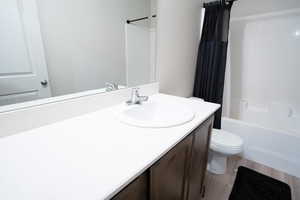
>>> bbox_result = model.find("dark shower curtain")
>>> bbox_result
[193,2,233,129]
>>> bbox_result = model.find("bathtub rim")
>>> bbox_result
[222,117,300,139]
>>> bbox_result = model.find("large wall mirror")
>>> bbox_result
[0,0,157,109]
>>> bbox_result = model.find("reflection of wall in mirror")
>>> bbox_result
[36,0,154,96]
[125,24,157,87]
[126,0,157,87]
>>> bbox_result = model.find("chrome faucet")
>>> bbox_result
[105,82,119,92]
[126,88,149,105]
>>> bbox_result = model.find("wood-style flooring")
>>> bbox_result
[202,156,300,200]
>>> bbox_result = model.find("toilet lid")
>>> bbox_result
[211,129,243,149]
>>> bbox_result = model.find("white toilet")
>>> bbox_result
[189,97,243,175]
[208,129,243,174]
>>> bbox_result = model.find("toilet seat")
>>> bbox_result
[210,129,243,155]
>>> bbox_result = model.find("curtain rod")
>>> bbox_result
[203,0,237,8]
[127,15,157,24]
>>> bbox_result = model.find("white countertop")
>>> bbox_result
[0,94,219,200]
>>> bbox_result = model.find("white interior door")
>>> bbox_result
[0,0,51,106]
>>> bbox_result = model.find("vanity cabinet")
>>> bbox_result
[150,135,193,200]
[112,173,149,200]
[186,117,213,200]
[112,116,214,200]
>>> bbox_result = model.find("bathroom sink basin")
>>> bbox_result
[117,101,195,128]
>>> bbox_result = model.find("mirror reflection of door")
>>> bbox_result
[0,0,51,106]
[0,0,157,109]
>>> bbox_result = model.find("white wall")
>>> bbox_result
[156,0,202,97]
[37,0,204,98]
[36,0,150,96]
[231,0,300,18]
[228,3,300,132]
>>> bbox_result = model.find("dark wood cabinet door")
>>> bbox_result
[186,117,213,200]
[112,172,149,200]
[150,136,193,200]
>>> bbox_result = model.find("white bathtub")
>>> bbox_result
[222,117,300,178]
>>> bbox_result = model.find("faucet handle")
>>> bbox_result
[127,88,140,105]
[127,87,148,105]
[105,82,119,92]
[131,87,140,96]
